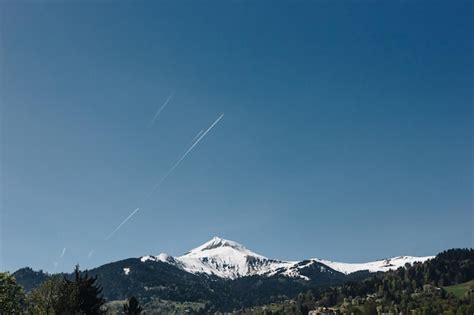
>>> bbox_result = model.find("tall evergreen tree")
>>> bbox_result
[67,265,106,315]
[123,296,143,315]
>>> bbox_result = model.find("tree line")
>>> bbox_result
[0,265,142,315]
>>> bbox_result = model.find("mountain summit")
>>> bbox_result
[140,237,433,280]
[185,236,265,258]
[142,237,294,279]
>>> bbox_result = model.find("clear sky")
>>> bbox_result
[1,0,472,273]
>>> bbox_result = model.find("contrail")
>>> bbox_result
[87,250,95,259]
[151,114,224,192]
[190,129,204,145]
[52,247,66,271]
[149,92,174,127]
[60,247,66,258]
[105,114,224,240]
[106,207,140,240]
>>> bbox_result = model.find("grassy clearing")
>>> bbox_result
[444,280,474,298]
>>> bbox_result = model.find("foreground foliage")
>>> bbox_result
[25,265,106,314]
[0,272,25,314]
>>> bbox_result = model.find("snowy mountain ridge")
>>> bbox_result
[140,237,433,280]
[312,256,435,275]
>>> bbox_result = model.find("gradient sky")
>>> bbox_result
[1,0,472,273]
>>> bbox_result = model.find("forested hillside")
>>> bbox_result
[239,249,474,315]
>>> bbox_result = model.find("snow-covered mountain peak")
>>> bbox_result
[141,237,290,279]
[184,236,266,260]
[172,237,277,278]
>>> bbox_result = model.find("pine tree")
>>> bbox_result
[123,296,143,315]
[67,265,106,315]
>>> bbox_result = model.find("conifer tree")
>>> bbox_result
[123,296,143,315]
[67,265,106,315]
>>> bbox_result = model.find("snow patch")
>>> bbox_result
[140,255,156,262]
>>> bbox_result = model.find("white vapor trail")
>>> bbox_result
[190,129,204,144]
[105,114,224,240]
[88,250,95,259]
[60,247,66,258]
[149,92,174,127]
[106,207,140,240]
[151,114,224,192]
[52,247,66,271]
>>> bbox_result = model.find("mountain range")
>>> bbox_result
[13,237,434,312]
[139,236,433,280]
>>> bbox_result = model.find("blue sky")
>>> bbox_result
[1,0,472,273]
